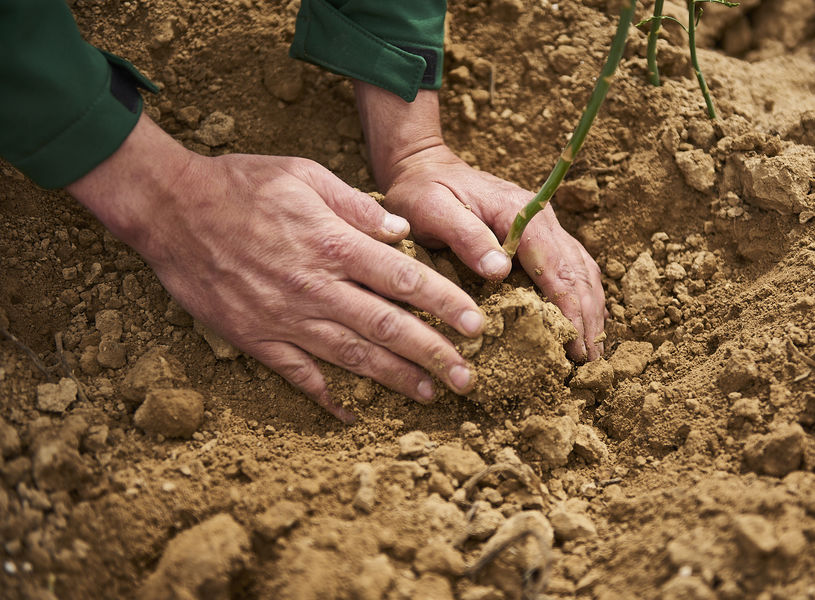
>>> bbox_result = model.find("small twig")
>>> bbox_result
[55,332,89,403]
[598,477,623,487]
[787,338,815,369]
[0,326,55,382]
[461,463,541,500]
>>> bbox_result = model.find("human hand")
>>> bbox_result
[355,84,606,361]
[68,115,485,423]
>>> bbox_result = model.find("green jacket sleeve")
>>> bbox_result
[290,0,447,102]
[0,0,157,189]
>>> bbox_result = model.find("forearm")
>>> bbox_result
[354,82,450,190]
[66,114,196,264]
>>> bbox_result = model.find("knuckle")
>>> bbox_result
[336,337,373,368]
[371,309,402,345]
[284,271,328,297]
[389,260,424,296]
[316,232,356,263]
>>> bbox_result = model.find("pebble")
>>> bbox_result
[432,445,486,481]
[664,262,687,281]
[254,500,306,541]
[733,513,778,554]
[97,339,127,369]
[466,502,506,540]
[95,309,123,340]
[605,258,626,280]
[674,149,715,192]
[570,359,614,392]
[194,320,240,360]
[263,60,304,102]
[717,348,758,393]
[137,514,250,600]
[133,388,204,439]
[460,93,478,123]
[520,415,577,469]
[549,502,598,541]
[36,378,78,413]
[194,111,237,147]
[572,424,608,463]
[428,471,455,499]
[621,252,661,311]
[556,176,600,211]
[742,423,804,477]
[398,431,433,458]
[175,106,201,128]
[608,341,653,380]
[122,347,188,405]
[352,462,377,513]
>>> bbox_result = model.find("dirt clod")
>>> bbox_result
[133,388,204,439]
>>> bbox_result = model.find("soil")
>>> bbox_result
[2,0,815,599]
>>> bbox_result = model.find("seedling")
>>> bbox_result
[638,0,739,119]
[502,0,637,256]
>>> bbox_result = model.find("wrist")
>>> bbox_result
[354,81,445,190]
[65,114,198,264]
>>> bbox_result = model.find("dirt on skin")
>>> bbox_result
[2,0,815,598]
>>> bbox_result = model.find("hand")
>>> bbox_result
[67,115,485,423]
[355,83,606,361]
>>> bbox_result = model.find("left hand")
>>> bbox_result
[355,83,606,361]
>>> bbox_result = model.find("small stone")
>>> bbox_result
[570,359,614,391]
[621,252,661,311]
[352,462,377,513]
[605,258,626,280]
[122,347,188,405]
[254,500,306,541]
[413,540,466,576]
[137,514,250,600]
[448,65,471,83]
[717,349,759,393]
[664,262,687,280]
[608,341,653,380]
[432,445,486,481]
[83,262,102,286]
[194,320,240,360]
[733,514,778,554]
[134,388,204,439]
[520,415,577,469]
[79,345,101,376]
[398,431,433,458]
[62,266,78,281]
[175,106,201,128]
[121,273,143,301]
[95,309,123,340]
[549,502,597,541]
[460,93,478,123]
[493,0,525,20]
[82,424,109,453]
[675,149,715,192]
[97,339,127,369]
[572,424,608,463]
[36,378,78,413]
[743,423,804,477]
[427,471,455,499]
[466,503,506,540]
[194,111,237,147]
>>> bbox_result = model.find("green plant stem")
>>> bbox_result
[687,0,716,119]
[502,0,637,257]
[646,0,665,85]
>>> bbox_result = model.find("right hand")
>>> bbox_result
[68,116,484,423]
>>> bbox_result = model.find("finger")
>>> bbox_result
[319,282,476,395]
[519,243,591,362]
[339,232,486,338]
[252,340,356,424]
[299,318,475,398]
[288,159,410,242]
[385,184,512,280]
[577,245,606,360]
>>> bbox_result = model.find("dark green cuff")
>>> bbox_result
[16,53,158,190]
[290,0,446,102]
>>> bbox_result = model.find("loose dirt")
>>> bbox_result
[2,0,815,598]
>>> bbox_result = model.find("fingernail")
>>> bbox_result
[460,310,484,336]
[417,378,435,402]
[383,213,409,235]
[449,364,472,391]
[479,250,511,278]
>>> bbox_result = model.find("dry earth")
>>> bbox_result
[2,0,815,599]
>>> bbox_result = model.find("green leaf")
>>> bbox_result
[635,14,689,33]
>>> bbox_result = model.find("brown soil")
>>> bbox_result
[2,1,815,599]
